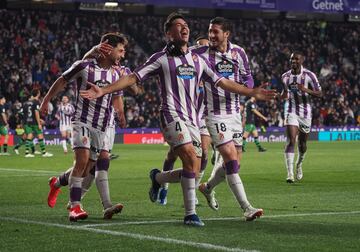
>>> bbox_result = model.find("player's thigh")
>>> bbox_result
[89,128,108,161]
[72,122,91,150]
[206,115,234,148]
[228,114,243,148]
[298,116,311,134]
[161,119,202,157]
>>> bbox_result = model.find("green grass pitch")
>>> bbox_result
[0,141,359,252]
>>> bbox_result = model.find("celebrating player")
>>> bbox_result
[56,95,75,154]
[80,13,276,226]
[41,33,129,222]
[279,51,322,183]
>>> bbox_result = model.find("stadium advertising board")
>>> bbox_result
[111,0,360,13]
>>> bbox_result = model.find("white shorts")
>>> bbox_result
[285,113,311,134]
[72,122,110,160]
[199,118,210,136]
[161,119,202,157]
[60,124,72,133]
[104,126,116,151]
[206,114,243,148]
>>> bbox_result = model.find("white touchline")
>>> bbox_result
[0,168,55,174]
[0,217,259,252]
[81,210,360,228]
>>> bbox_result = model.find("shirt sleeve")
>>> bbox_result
[133,52,164,82]
[306,71,321,91]
[62,60,88,82]
[236,48,254,88]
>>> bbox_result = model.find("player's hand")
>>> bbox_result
[39,100,49,116]
[251,87,277,101]
[80,82,103,100]
[38,124,43,130]
[96,40,113,58]
[297,83,305,92]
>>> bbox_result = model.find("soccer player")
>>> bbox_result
[80,13,276,226]
[279,51,322,183]
[190,17,264,220]
[23,89,53,158]
[56,95,75,154]
[242,97,267,152]
[41,33,129,222]
[0,95,10,155]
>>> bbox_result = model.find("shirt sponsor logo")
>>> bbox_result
[176,64,196,80]
[95,80,111,87]
[215,60,234,78]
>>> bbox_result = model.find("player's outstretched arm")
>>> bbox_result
[217,78,277,101]
[80,73,139,100]
[40,76,67,115]
[253,109,268,122]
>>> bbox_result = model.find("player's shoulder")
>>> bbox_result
[281,70,291,78]
[149,50,167,60]
[302,68,317,76]
[190,45,209,55]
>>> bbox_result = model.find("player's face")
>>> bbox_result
[290,53,303,70]
[196,38,209,46]
[110,43,126,65]
[167,18,189,45]
[208,24,229,49]
[62,96,69,104]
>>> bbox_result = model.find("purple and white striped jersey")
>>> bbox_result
[134,48,224,127]
[58,103,75,127]
[62,59,122,132]
[282,66,321,119]
[190,41,254,117]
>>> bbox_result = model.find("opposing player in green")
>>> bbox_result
[23,89,53,157]
[242,97,267,152]
[0,95,10,155]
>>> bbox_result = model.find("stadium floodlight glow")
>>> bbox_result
[105,2,119,7]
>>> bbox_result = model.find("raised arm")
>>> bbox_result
[217,78,277,101]
[80,73,139,100]
[40,76,67,115]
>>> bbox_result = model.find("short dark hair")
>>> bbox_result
[209,17,233,33]
[195,34,208,42]
[0,94,4,100]
[164,12,186,33]
[31,89,40,97]
[100,33,128,48]
[291,50,304,57]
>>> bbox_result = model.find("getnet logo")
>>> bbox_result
[312,0,344,11]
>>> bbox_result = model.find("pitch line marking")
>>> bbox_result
[81,210,360,228]
[0,168,56,174]
[0,216,259,252]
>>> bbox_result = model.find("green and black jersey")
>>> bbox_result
[23,99,40,125]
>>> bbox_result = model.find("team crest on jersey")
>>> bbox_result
[177,133,184,142]
[192,54,198,62]
[176,64,196,80]
[95,80,111,87]
[82,136,88,145]
[218,132,224,141]
[215,59,234,78]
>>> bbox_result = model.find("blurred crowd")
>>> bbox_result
[0,9,359,129]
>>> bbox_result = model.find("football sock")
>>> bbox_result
[61,137,67,152]
[39,138,46,154]
[254,137,261,149]
[161,158,175,189]
[3,144,7,153]
[181,169,196,216]
[14,138,25,149]
[285,144,295,176]
[95,158,112,209]
[25,139,32,154]
[156,168,182,184]
[206,160,225,191]
[296,151,306,166]
[81,166,95,199]
[242,138,247,149]
[225,160,250,210]
[69,175,83,207]
[57,167,73,187]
